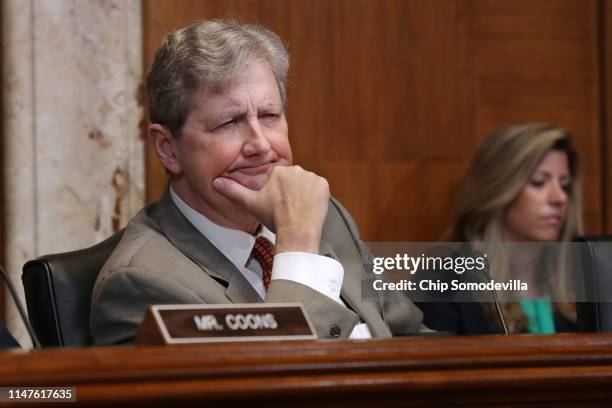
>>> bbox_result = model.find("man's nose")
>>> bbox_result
[242,117,272,156]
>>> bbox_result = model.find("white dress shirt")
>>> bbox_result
[169,187,371,339]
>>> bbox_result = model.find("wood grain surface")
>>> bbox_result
[2,333,612,406]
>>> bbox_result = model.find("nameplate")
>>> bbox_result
[136,303,316,345]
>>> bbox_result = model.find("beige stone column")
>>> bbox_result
[2,0,144,348]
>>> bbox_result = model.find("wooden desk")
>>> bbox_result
[2,334,612,406]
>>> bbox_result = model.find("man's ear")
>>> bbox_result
[149,124,181,174]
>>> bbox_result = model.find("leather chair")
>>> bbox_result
[573,236,612,332]
[21,230,124,347]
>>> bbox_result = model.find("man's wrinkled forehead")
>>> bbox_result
[190,75,283,117]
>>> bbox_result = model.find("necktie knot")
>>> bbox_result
[251,236,275,290]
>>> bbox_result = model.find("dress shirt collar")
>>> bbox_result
[169,186,276,271]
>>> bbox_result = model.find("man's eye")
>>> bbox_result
[261,113,280,119]
[216,119,238,129]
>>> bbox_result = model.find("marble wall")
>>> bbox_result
[2,0,144,347]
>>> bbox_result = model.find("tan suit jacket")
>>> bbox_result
[91,188,423,345]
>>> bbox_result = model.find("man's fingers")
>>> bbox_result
[212,177,258,208]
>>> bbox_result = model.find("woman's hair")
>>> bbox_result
[446,123,582,332]
[147,19,289,136]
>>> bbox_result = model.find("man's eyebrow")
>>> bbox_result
[204,98,283,122]
[260,101,283,109]
[208,106,245,120]
[226,103,248,113]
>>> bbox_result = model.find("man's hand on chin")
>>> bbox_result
[212,165,330,254]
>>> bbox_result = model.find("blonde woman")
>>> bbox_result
[418,123,582,334]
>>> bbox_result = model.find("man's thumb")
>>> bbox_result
[212,177,257,208]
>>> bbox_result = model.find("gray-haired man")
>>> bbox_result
[91,20,423,345]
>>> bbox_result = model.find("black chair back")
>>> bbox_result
[22,230,124,347]
[574,236,612,332]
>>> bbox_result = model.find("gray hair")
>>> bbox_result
[146,20,289,135]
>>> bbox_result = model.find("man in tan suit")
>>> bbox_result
[91,20,423,345]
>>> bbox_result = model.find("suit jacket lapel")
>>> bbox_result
[319,241,391,338]
[152,187,261,303]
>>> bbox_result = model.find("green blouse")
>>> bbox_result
[519,297,555,334]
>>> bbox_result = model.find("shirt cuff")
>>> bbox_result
[349,322,373,339]
[271,252,344,304]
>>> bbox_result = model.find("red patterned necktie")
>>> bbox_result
[251,236,275,291]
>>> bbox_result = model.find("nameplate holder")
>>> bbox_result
[136,303,316,345]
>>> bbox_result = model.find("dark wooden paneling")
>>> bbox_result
[472,0,601,234]
[143,0,603,240]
